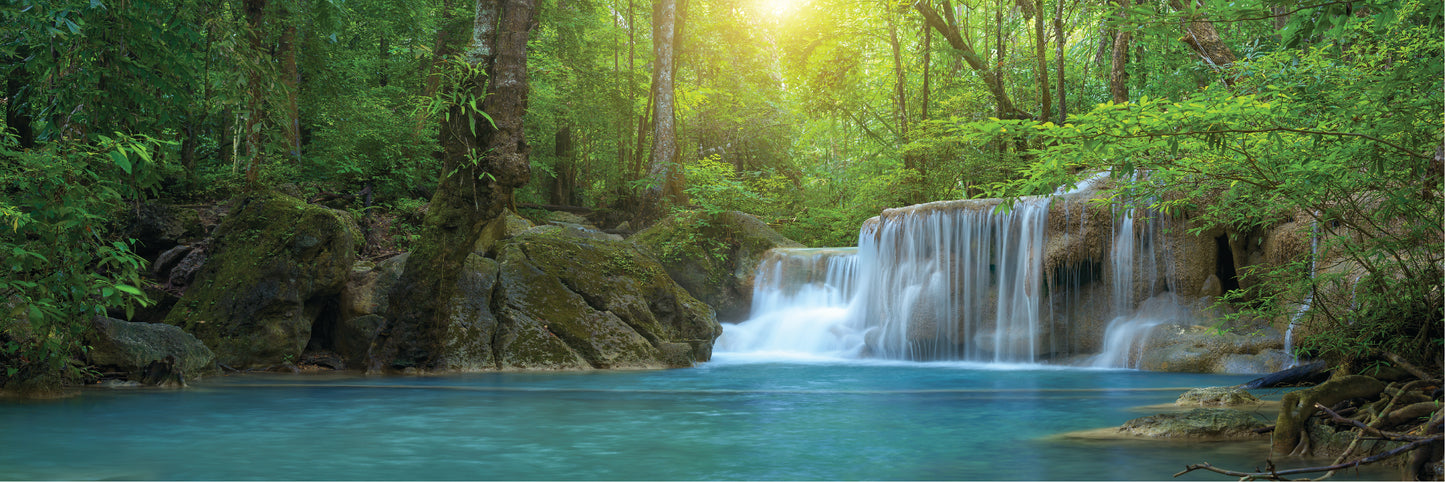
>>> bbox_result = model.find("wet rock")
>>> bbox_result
[86,316,215,384]
[1240,360,1331,389]
[631,211,803,323]
[1137,324,1287,374]
[163,191,361,369]
[1119,408,1268,440]
[1176,386,1261,407]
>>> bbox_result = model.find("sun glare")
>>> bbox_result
[759,0,800,17]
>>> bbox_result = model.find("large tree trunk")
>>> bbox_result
[370,0,536,371]
[635,0,684,226]
[915,0,1030,119]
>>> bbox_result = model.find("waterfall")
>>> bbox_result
[1283,214,1321,367]
[713,249,865,358]
[1087,204,1183,369]
[718,197,1053,363]
[715,172,1201,366]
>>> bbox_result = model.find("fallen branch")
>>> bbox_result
[1174,435,1443,480]
[1381,352,1433,381]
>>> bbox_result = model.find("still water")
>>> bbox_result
[0,356,1383,480]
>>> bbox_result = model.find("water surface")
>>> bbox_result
[0,357,1386,480]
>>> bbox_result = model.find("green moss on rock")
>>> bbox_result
[631,211,802,323]
[163,191,360,369]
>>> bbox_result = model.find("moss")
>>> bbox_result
[631,211,801,323]
[163,191,359,369]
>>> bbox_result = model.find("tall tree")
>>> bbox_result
[636,0,685,224]
[370,0,537,370]
[1108,0,1131,103]
[915,0,1030,119]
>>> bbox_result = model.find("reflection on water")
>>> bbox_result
[0,359,1394,480]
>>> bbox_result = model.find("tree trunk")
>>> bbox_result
[243,0,267,184]
[1109,0,1131,103]
[371,0,536,371]
[277,4,301,161]
[920,20,932,122]
[1053,0,1066,123]
[915,1,1030,119]
[1033,0,1051,123]
[550,125,576,205]
[636,0,683,226]
[1168,0,1237,85]
[887,11,909,145]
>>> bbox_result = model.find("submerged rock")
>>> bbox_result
[632,211,803,323]
[86,316,215,384]
[164,191,362,369]
[1118,408,1268,440]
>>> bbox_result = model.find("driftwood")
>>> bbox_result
[1241,360,1330,389]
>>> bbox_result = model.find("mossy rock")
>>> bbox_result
[163,191,361,369]
[1176,386,1261,407]
[1119,408,1268,440]
[473,209,536,256]
[494,231,722,368]
[631,211,803,323]
[85,316,216,381]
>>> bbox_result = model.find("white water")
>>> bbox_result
[1283,214,1321,367]
[719,173,1192,367]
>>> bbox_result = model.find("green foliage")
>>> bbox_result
[976,0,1443,367]
[0,133,153,389]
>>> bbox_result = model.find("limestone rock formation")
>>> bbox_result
[333,230,721,371]
[164,191,362,369]
[1176,386,1261,407]
[631,211,803,323]
[1119,408,1268,440]
[86,316,215,384]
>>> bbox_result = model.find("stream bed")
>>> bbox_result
[0,355,1391,480]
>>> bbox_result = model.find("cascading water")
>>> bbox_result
[1283,214,1321,367]
[714,249,864,358]
[718,194,1057,363]
[718,172,1192,367]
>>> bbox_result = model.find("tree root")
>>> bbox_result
[1173,435,1442,481]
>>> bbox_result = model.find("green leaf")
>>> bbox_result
[114,284,143,296]
[110,150,132,174]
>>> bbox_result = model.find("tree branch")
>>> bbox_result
[1173,435,1443,479]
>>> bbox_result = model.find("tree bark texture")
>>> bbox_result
[1109,0,1131,103]
[1032,0,1051,122]
[371,0,536,371]
[915,1,1030,119]
[1053,0,1066,123]
[1168,0,1237,84]
[636,0,684,226]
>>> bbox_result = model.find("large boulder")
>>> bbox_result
[1136,323,1289,374]
[333,230,721,371]
[164,191,361,369]
[85,316,215,384]
[494,232,721,369]
[631,211,803,323]
[1118,408,1268,440]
